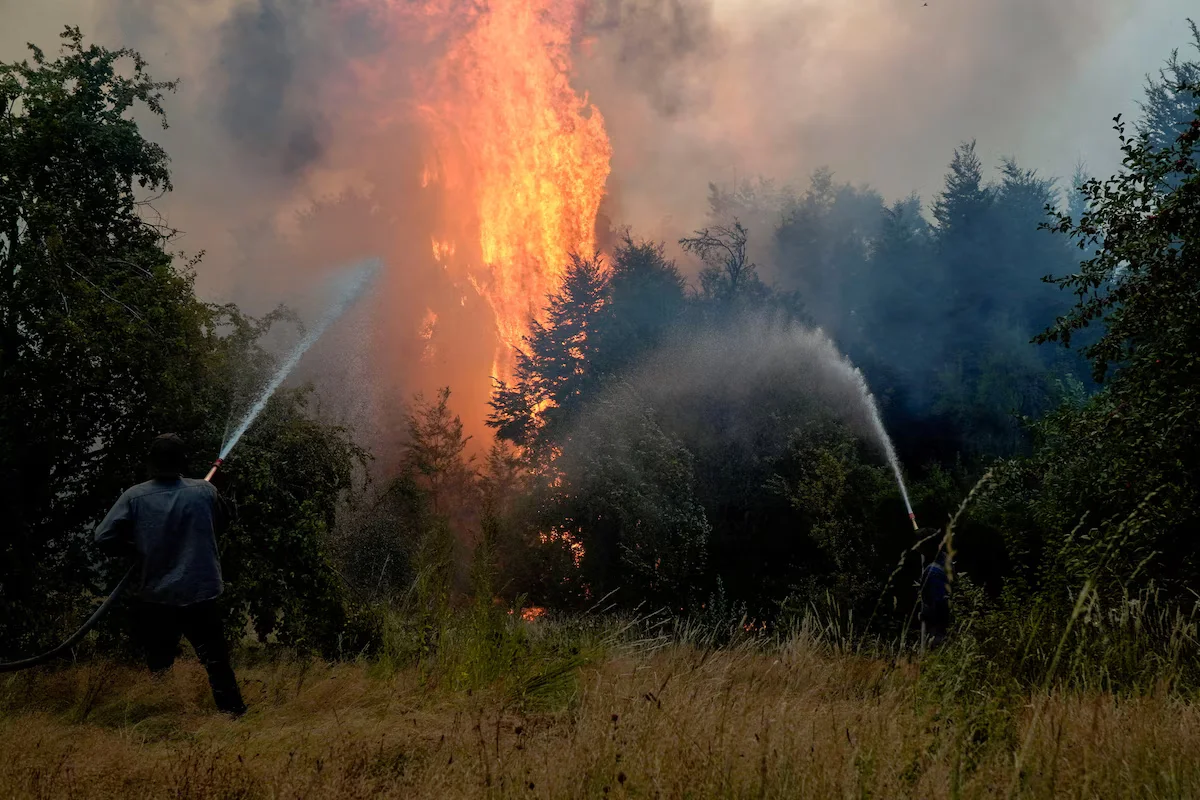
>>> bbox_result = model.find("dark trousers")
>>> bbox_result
[134,600,246,715]
[920,603,950,647]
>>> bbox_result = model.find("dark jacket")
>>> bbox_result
[95,477,226,606]
[921,560,950,627]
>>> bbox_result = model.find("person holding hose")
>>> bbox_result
[920,549,952,649]
[94,434,247,717]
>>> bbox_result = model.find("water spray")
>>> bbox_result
[217,259,379,461]
[840,351,919,532]
[0,259,381,673]
[863,395,919,531]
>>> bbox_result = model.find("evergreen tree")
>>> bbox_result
[591,234,687,378]
[489,253,609,457]
[934,141,995,322]
[1138,20,1200,184]
[403,387,475,516]
[991,157,1068,334]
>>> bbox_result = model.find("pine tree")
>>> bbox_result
[932,141,996,359]
[404,387,475,516]
[591,235,687,378]
[991,157,1067,332]
[933,141,993,237]
[488,252,609,458]
[1138,20,1200,184]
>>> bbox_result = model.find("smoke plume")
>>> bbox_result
[0,0,1152,454]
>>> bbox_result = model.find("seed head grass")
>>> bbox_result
[3,618,1199,799]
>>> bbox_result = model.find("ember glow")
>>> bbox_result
[520,606,547,622]
[381,0,612,371]
[540,527,585,568]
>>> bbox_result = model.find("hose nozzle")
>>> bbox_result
[204,458,223,483]
[909,512,919,531]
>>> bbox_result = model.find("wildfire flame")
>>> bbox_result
[431,238,456,263]
[393,0,612,368]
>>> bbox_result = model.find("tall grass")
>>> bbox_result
[4,616,1200,798]
[4,482,1199,797]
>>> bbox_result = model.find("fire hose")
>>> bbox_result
[0,459,224,674]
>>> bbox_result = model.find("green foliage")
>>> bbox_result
[767,422,900,617]
[0,29,199,651]
[550,387,710,609]
[1017,57,1200,597]
[0,30,372,659]
[591,235,687,377]
[215,387,367,655]
[333,473,427,603]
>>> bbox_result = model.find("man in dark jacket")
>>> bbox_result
[95,434,246,716]
[920,550,951,649]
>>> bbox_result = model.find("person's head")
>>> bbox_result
[148,433,188,478]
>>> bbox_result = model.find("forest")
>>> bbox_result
[1,17,1200,798]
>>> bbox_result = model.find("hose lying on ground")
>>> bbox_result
[0,567,134,674]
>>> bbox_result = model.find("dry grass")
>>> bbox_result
[2,632,1199,799]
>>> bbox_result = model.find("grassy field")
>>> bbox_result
[2,622,1199,800]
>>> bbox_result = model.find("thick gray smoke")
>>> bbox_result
[214,0,329,176]
[0,0,1185,451]
[577,0,1150,235]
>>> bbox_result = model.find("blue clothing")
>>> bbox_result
[922,562,949,606]
[94,478,225,606]
[921,560,951,637]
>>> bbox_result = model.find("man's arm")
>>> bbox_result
[95,491,135,559]
[208,482,235,537]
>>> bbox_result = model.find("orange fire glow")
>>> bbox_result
[521,606,547,622]
[418,307,438,363]
[539,526,585,568]
[395,0,612,368]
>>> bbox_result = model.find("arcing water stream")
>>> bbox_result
[608,318,919,531]
[849,368,918,529]
[1,259,382,673]
[808,328,917,529]
[219,258,381,460]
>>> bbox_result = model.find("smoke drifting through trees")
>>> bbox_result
[0,0,1146,462]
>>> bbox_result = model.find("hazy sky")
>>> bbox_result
[1014,0,1193,184]
[2,0,1194,229]
[697,0,1192,193]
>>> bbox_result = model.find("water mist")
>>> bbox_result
[214,258,381,469]
[606,317,919,530]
